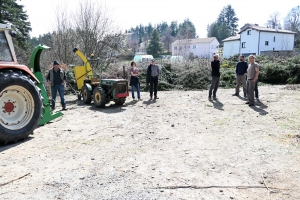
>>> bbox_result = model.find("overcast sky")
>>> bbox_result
[20,0,298,38]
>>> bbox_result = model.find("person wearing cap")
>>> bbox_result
[246,55,259,106]
[208,54,220,100]
[47,61,67,110]
[146,59,160,100]
[233,55,248,97]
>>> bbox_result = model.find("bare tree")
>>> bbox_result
[284,6,300,48]
[161,27,174,52]
[266,11,282,29]
[51,1,78,66]
[284,6,300,31]
[73,0,125,70]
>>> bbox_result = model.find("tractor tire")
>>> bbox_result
[0,70,43,144]
[81,85,92,104]
[93,87,106,107]
[114,98,126,105]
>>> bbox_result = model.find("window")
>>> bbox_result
[179,46,182,50]
[242,42,246,48]
[174,46,177,50]
[0,31,13,61]
[265,41,269,46]
[247,30,251,35]
[193,45,197,49]
[273,36,276,42]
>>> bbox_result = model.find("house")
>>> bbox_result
[171,37,219,58]
[222,35,240,58]
[222,23,296,58]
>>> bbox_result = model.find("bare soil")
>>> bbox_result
[1,85,300,199]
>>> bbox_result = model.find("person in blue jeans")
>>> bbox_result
[47,60,67,110]
[130,61,141,101]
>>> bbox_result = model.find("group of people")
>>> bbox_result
[129,59,160,101]
[209,54,260,106]
[48,54,260,109]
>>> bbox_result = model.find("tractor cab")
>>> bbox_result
[0,24,17,64]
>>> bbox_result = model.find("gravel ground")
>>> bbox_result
[1,85,300,200]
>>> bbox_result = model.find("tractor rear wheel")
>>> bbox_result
[114,98,126,105]
[81,85,92,104]
[93,87,106,107]
[0,70,43,144]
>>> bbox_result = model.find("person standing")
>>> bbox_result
[146,59,160,100]
[47,60,67,110]
[246,55,259,106]
[130,61,141,101]
[208,54,220,100]
[233,55,248,97]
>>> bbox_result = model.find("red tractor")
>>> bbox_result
[0,24,43,144]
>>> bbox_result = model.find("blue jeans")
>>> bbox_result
[51,84,66,109]
[131,84,140,99]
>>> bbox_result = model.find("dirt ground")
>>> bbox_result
[1,85,300,200]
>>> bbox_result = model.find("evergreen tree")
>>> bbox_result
[146,29,163,58]
[217,5,238,36]
[177,18,196,39]
[170,20,178,37]
[0,0,32,48]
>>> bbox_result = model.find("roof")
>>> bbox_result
[239,23,296,34]
[222,35,240,42]
[171,37,218,45]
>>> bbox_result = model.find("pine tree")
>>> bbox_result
[146,29,163,58]
[217,5,238,36]
[177,18,196,39]
[0,0,32,48]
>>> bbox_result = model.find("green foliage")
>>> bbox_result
[207,4,238,43]
[177,18,196,39]
[260,63,289,84]
[0,0,32,49]
[217,5,239,36]
[220,68,236,88]
[146,29,163,58]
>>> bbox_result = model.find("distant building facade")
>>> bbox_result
[222,23,296,58]
[171,37,219,58]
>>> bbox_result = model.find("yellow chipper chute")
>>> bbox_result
[72,48,94,91]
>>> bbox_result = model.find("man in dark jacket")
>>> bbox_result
[233,55,248,97]
[47,61,67,110]
[146,59,160,100]
[208,54,220,100]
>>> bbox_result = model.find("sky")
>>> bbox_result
[20,0,298,38]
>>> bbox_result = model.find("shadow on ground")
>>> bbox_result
[0,137,34,153]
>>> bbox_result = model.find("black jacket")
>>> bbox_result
[211,60,220,77]
[236,61,248,75]
[146,64,151,85]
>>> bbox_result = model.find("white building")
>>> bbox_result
[171,37,219,58]
[222,35,240,58]
[222,24,296,58]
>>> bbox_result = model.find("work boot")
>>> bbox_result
[62,107,68,111]
[150,95,153,100]
[232,93,239,96]
[154,95,159,99]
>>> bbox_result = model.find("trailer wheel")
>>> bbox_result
[93,87,106,107]
[0,70,42,144]
[114,98,126,105]
[81,85,92,104]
